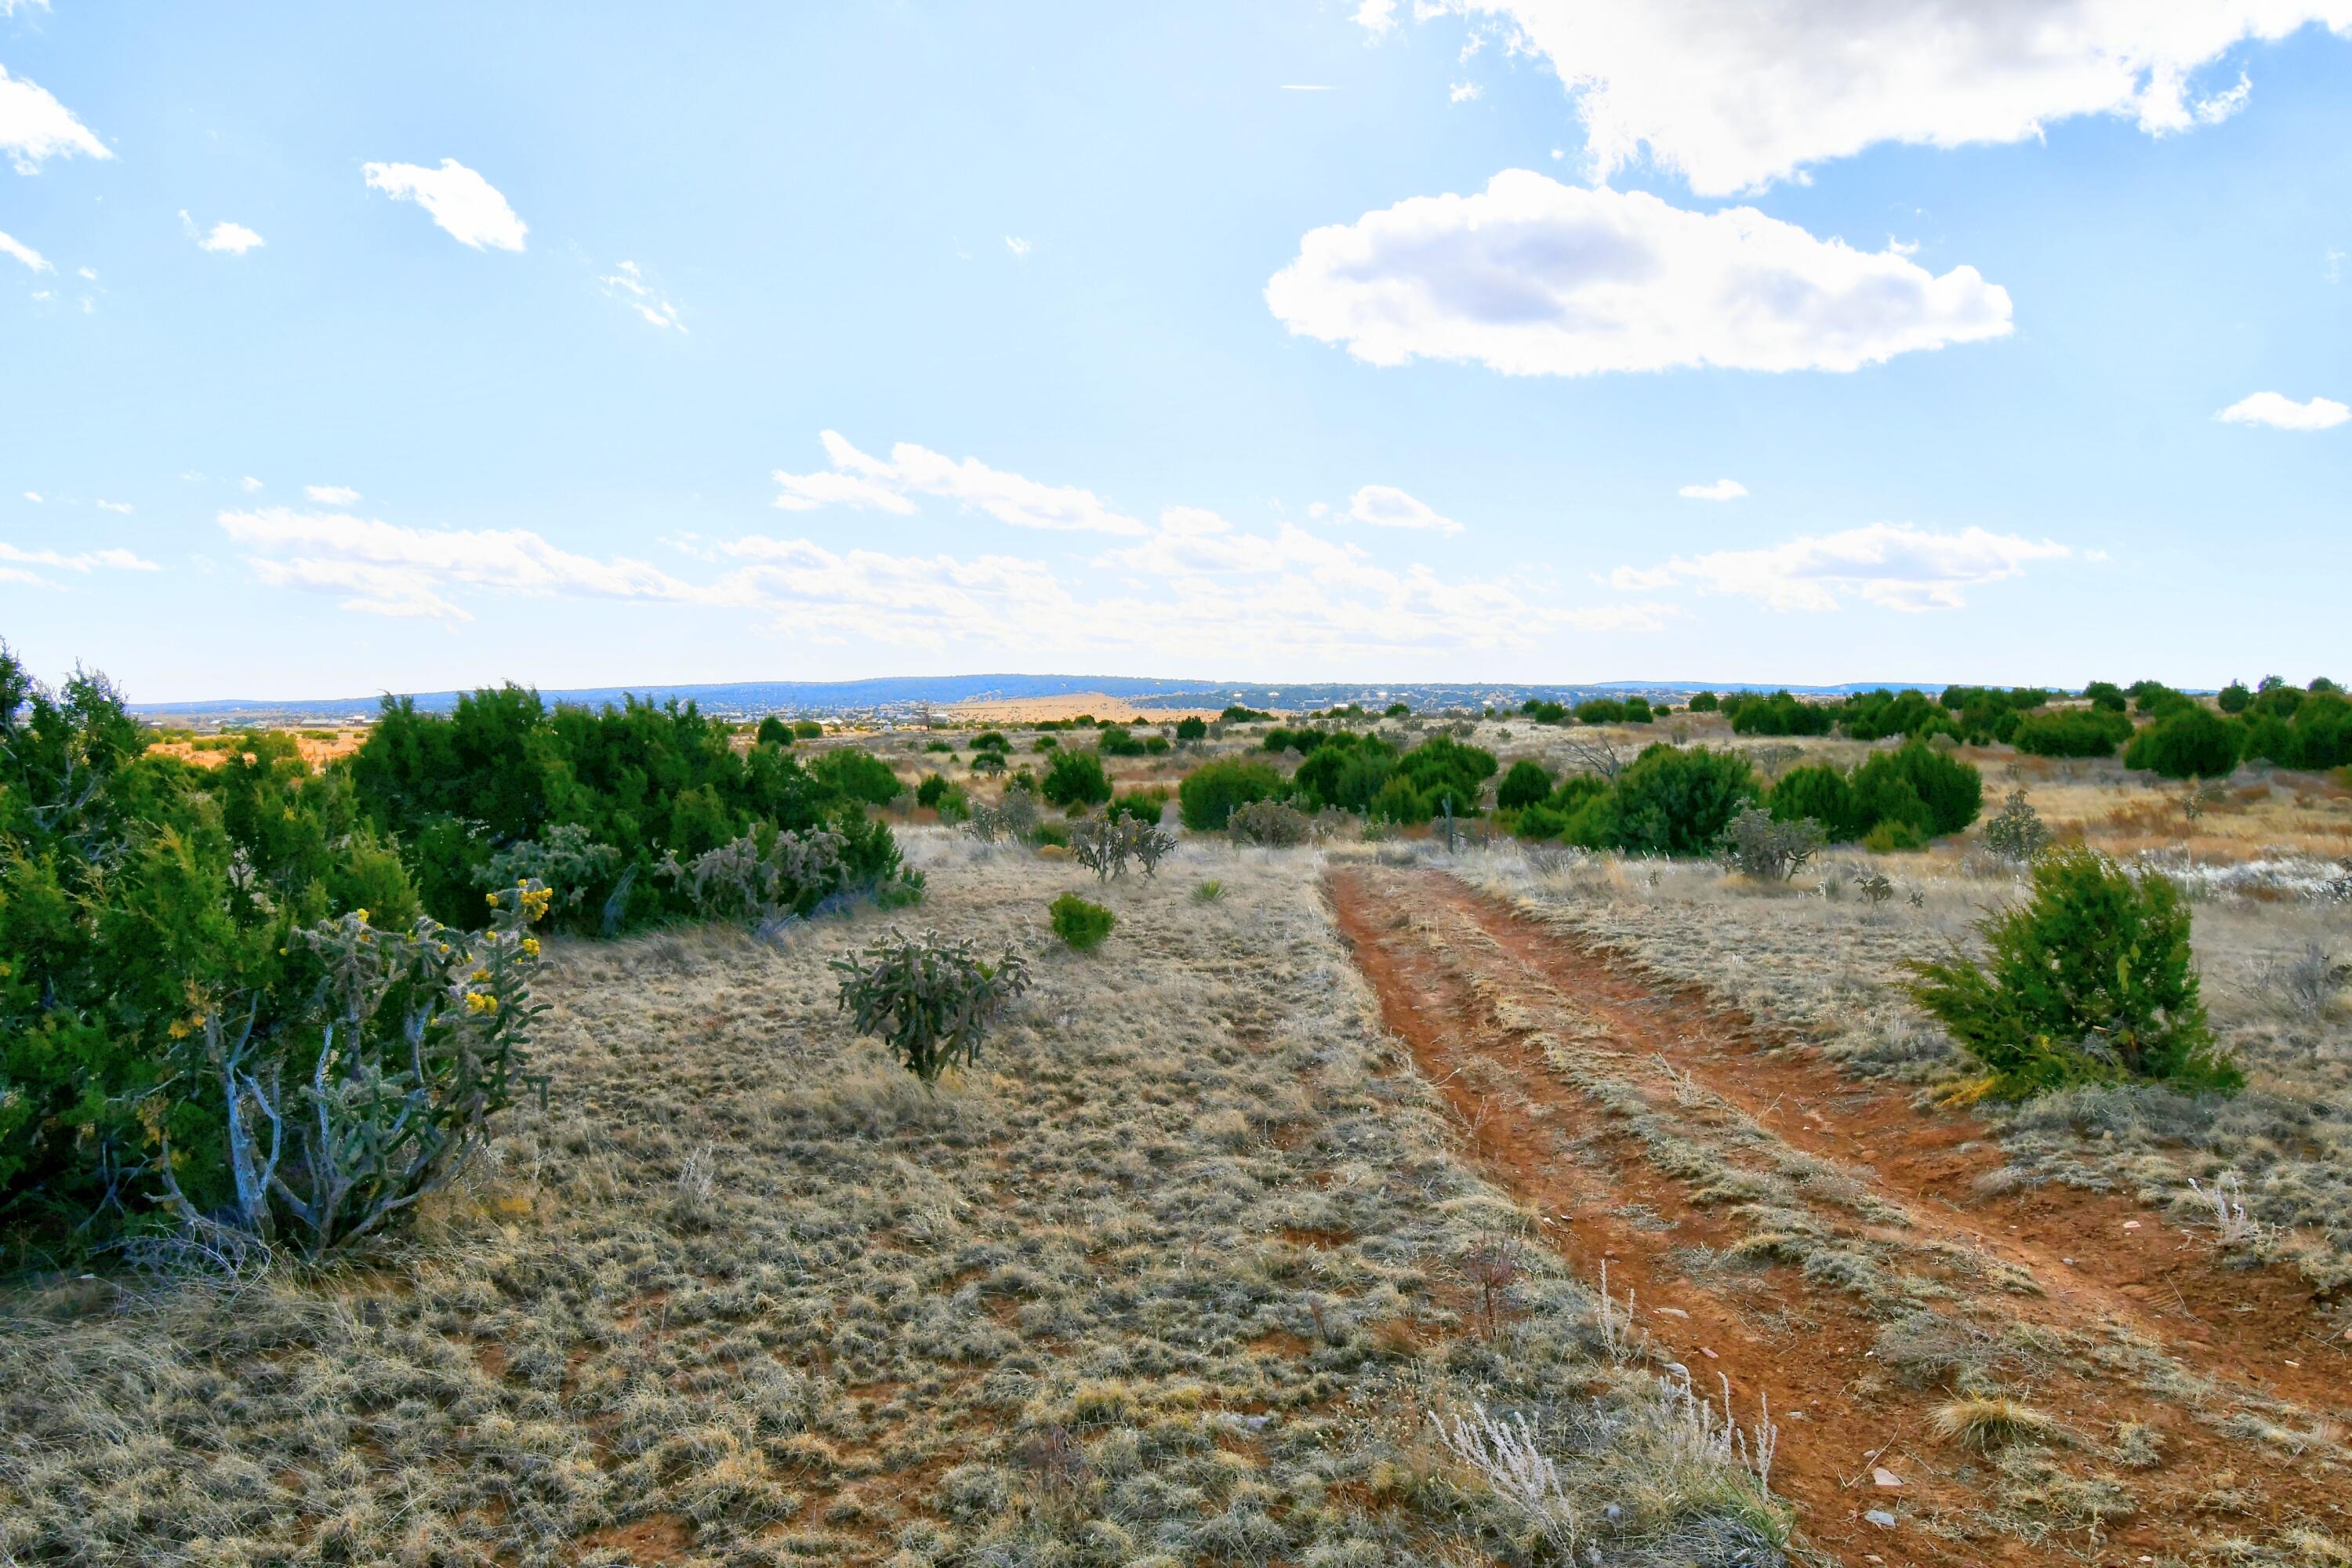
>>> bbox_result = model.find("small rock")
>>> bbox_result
[1864,1508,1897,1528]
[1871,1467,1903,1489]
[1654,1306,1690,1318]
[2123,1220,2141,1229]
[1700,1346,1718,1359]
[1241,1414,1270,1430]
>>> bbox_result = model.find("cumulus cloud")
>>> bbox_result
[1266,171,2012,376]
[1679,478,1747,500]
[361,159,528,251]
[601,260,683,330]
[2215,390,2350,430]
[304,484,360,504]
[1425,2,2352,194]
[96,499,132,514]
[182,212,265,254]
[240,476,263,493]
[771,431,1149,535]
[1352,0,1400,37]
[1613,522,2071,611]
[0,228,49,271]
[1004,235,1032,258]
[0,63,109,173]
[1345,484,1464,533]
[220,506,696,621]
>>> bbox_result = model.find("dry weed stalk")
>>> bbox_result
[2188,1171,2264,1247]
[1428,1404,1578,1552]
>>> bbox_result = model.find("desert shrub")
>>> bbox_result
[1980,789,2053,864]
[1041,748,1113,808]
[1519,698,1569,725]
[2238,690,2352,771]
[755,715,794,746]
[1178,757,1284,830]
[1716,806,1825,881]
[1497,758,1555,811]
[655,826,854,923]
[1851,741,1983,838]
[1229,800,1312,846]
[475,822,625,929]
[972,730,1008,752]
[2013,709,2133,758]
[916,772,951,808]
[1573,698,1626,724]
[833,930,1030,1082]
[1907,847,2239,1096]
[1174,715,1207,742]
[1622,695,1653,724]
[1382,702,1410,717]
[1765,764,1865,841]
[0,650,534,1259]
[1392,734,1496,816]
[353,687,895,932]
[2123,707,2240,779]
[1729,691,1836,737]
[2082,681,2126,712]
[2131,681,2194,716]
[1369,775,1434,825]
[1048,893,1116,951]
[812,746,906,806]
[1033,734,1058,751]
[1839,688,1961,743]
[1222,705,1273,723]
[1290,735,1396,813]
[1863,819,1928,853]
[2217,681,2252,714]
[971,748,1007,778]
[1687,691,1720,712]
[793,719,824,739]
[1584,745,1759,855]
[1097,726,1147,757]
[1107,787,1169,825]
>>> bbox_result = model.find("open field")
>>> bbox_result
[14,706,2352,1566]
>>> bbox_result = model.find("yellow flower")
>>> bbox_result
[465,992,499,1015]
[354,909,369,924]
[521,937,541,956]
[486,892,501,908]
[470,967,489,982]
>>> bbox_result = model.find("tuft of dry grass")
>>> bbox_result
[1931,1396,2063,1453]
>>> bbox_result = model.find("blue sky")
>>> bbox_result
[2,2,2347,701]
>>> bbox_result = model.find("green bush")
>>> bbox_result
[1290,734,1394,813]
[1392,734,1496,815]
[1368,774,1433,826]
[2237,691,2352,771]
[2123,707,2240,779]
[1107,787,1169,826]
[1034,734,1059,751]
[1716,806,1824,881]
[972,731,1009,753]
[1851,741,1983,838]
[1765,764,1865,841]
[793,719,825,739]
[1573,698,1626,724]
[756,715,794,746]
[1041,748,1113,808]
[2013,710,2133,758]
[1728,691,1836,736]
[1178,758,1283,830]
[1907,848,2238,1097]
[1048,893,1116,951]
[2217,681,2252,714]
[833,930,1030,1082]
[1980,789,2053,864]
[1622,695,1653,724]
[2082,681,2126,713]
[1098,726,1147,757]
[1686,691,1719,712]
[1382,702,1410,718]
[812,747,905,806]
[1223,705,1273,723]
[916,772,951,809]
[1174,715,1207,742]
[1519,698,1569,725]
[1496,758,1555,811]
[1586,745,1759,855]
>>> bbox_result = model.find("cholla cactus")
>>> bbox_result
[833,929,1031,1081]
[1715,807,1823,881]
[159,880,552,1258]
[655,827,845,922]
[1982,789,2052,864]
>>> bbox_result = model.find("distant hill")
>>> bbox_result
[132,673,1968,728]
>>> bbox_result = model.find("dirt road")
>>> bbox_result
[1328,864,2351,1567]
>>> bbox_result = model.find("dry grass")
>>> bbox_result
[0,831,1781,1566]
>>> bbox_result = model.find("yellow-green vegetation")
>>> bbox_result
[0,840,1784,1565]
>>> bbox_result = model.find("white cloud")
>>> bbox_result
[1004,235,1032,258]
[304,484,361,504]
[1449,82,1482,103]
[0,541,160,586]
[770,431,1149,535]
[220,506,698,621]
[361,159,528,251]
[1266,171,2013,376]
[1352,0,1400,37]
[1613,522,2071,612]
[183,212,266,255]
[0,228,49,271]
[600,260,684,330]
[1679,477,1748,500]
[1346,484,1464,534]
[1428,2,2352,194]
[21,491,41,502]
[240,476,263,493]
[96,499,132,514]
[0,63,110,173]
[2215,390,2349,430]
